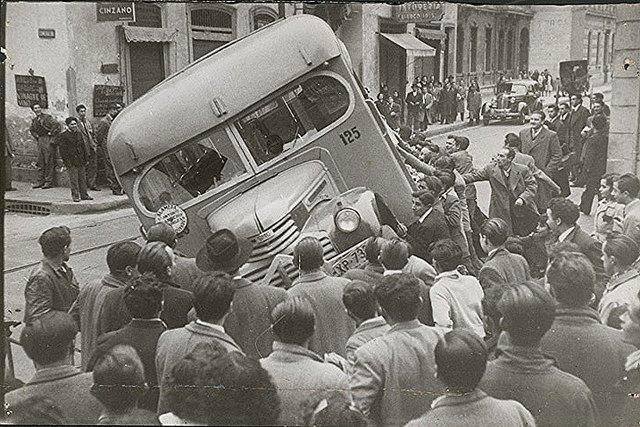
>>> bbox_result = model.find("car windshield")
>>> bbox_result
[235,75,349,166]
[509,84,528,96]
[137,127,248,212]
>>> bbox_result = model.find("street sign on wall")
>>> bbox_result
[96,2,136,22]
[393,2,444,23]
[15,75,48,108]
[93,85,125,117]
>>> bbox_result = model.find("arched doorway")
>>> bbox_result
[519,28,529,72]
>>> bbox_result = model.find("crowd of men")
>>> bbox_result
[5,86,640,425]
[26,102,125,201]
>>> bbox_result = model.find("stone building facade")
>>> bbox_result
[5,2,292,166]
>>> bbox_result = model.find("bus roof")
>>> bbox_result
[107,14,342,175]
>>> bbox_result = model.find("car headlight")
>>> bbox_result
[334,208,360,233]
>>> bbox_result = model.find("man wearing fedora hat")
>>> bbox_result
[288,237,355,358]
[195,228,286,359]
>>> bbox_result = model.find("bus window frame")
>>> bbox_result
[228,70,355,173]
[132,125,255,218]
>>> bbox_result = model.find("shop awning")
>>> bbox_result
[122,26,178,43]
[380,33,436,57]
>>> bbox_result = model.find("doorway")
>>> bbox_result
[129,42,166,100]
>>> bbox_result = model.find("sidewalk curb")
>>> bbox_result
[5,195,131,215]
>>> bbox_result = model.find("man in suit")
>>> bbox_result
[259,298,349,426]
[613,173,640,246]
[406,189,451,263]
[94,104,124,195]
[69,241,141,371]
[463,147,538,236]
[5,312,103,424]
[288,237,355,357]
[88,274,167,412]
[478,218,531,290]
[76,104,98,190]
[518,110,562,182]
[29,103,61,189]
[566,94,591,184]
[155,273,242,415]
[405,85,422,131]
[350,273,443,426]
[546,197,604,280]
[195,228,286,359]
[56,117,93,202]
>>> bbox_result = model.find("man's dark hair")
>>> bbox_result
[146,222,177,248]
[547,251,595,307]
[412,189,436,208]
[375,273,422,322]
[343,280,377,321]
[548,197,580,226]
[602,172,620,190]
[531,110,546,121]
[430,238,463,272]
[75,104,86,112]
[433,155,455,171]
[192,272,235,322]
[455,136,470,151]
[270,297,315,345]
[421,175,443,195]
[137,241,172,282]
[504,133,522,150]
[293,237,325,272]
[497,281,556,346]
[604,232,640,269]
[106,241,141,274]
[91,345,146,412]
[364,236,384,264]
[434,169,455,191]
[592,114,607,130]
[559,102,570,109]
[124,272,164,319]
[617,173,640,199]
[30,103,42,111]
[379,238,410,270]
[20,311,77,365]
[167,342,280,425]
[398,126,412,141]
[480,218,510,247]
[435,329,488,393]
[594,92,604,100]
[38,226,71,258]
[548,104,559,113]
[65,117,78,126]
[302,391,367,427]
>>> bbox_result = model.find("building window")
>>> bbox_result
[485,27,492,71]
[251,7,278,31]
[131,3,162,28]
[596,32,601,65]
[498,30,505,70]
[506,29,514,69]
[189,5,236,61]
[470,26,478,72]
[456,26,464,74]
[586,31,592,65]
[519,28,529,72]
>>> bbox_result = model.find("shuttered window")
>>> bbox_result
[189,6,236,61]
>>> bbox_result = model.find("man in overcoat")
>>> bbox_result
[518,110,562,179]
[463,147,538,236]
[566,94,591,183]
[29,103,61,189]
[56,117,92,202]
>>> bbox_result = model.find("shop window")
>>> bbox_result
[485,27,492,71]
[456,27,464,74]
[235,75,349,166]
[189,6,236,61]
[252,7,277,31]
[131,3,162,28]
[470,26,478,72]
[138,127,249,212]
[586,31,592,65]
[596,32,601,65]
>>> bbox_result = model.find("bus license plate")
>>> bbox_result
[331,241,368,277]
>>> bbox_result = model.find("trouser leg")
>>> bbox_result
[77,165,88,197]
[68,166,80,200]
[36,139,47,185]
[43,141,56,186]
[85,149,97,188]
[104,156,121,193]
[580,176,599,214]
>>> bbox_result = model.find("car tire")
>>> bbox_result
[482,116,490,126]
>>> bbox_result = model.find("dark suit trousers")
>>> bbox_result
[97,141,121,192]
[85,148,97,188]
[67,165,88,200]
[580,174,600,214]
[36,137,56,185]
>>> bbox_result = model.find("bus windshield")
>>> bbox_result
[235,74,349,166]
[137,127,248,212]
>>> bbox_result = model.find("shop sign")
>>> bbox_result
[393,2,445,23]
[15,75,48,108]
[93,85,125,117]
[96,2,136,22]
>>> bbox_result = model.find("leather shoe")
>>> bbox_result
[73,198,81,203]
[89,186,99,191]
[81,195,94,201]
[32,183,43,189]
[42,184,54,189]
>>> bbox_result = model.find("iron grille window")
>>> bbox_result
[131,3,162,28]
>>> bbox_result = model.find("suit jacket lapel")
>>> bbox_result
[507,166,520,193]
[491,165,509,190]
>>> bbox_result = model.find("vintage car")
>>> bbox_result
[481,79,544,125]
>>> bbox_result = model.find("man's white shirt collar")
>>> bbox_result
[196,319,225,333]
[558,226,576,243]
[419,207,434,223]
[383,269,404,276]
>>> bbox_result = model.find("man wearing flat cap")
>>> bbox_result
[195,228,286,359]
[5,311,102,424]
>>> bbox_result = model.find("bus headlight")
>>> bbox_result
[334,208,360,233]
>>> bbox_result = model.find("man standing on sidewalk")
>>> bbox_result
[56,118,93,203]
[29,103,61,189]
[567,94,591,185]
[76,104,98,191]
[95,103,124,195]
